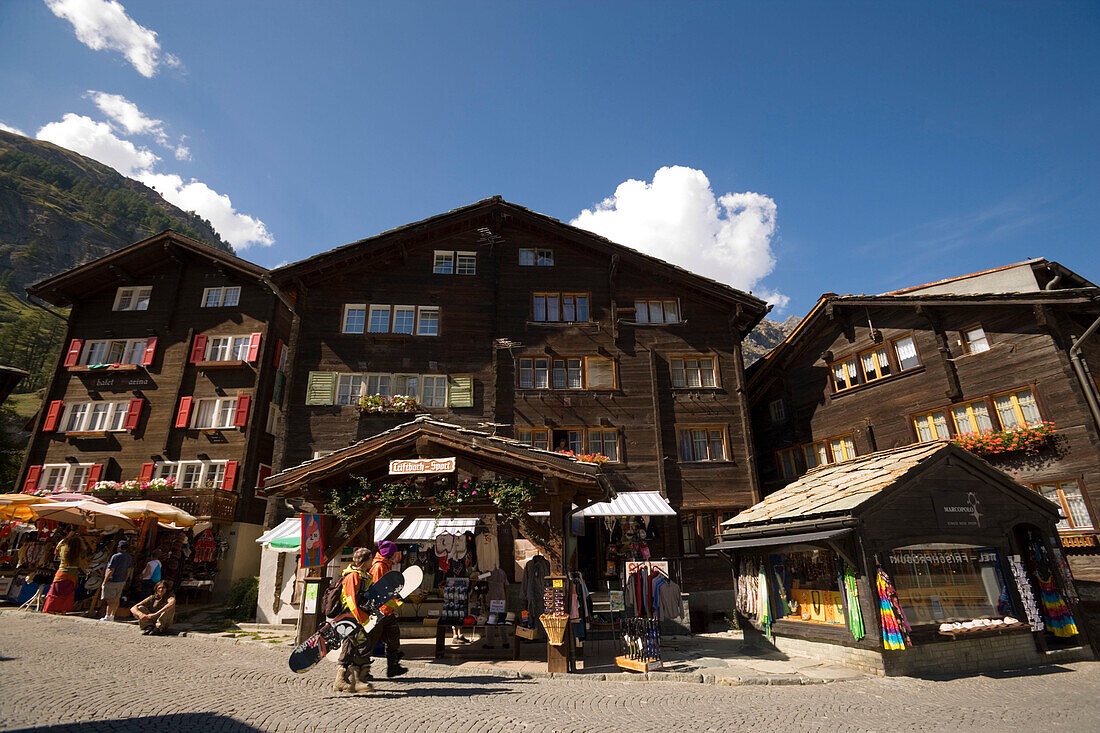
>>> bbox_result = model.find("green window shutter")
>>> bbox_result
[305,371,337,405]
[272,371,286,407]
[447,375,473,408]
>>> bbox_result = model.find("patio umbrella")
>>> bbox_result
[0,494,57,522]
[27,500,136,531]
[46,493,107,504]
[108,500,197,529]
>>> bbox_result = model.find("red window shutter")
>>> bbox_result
[123,398,144,430]
[174,396,193,428]
[189,334,208,363]
[246,332,262,363]
[141,337,158,367]
[85,464,103,489]
[139,463,155,481]
[22,465,42,493]
[272,338,284,369]
[222,461,239,491]
[257,465,271,489]
[63,339,84,367]
[233,394,251,428]
[42,400,64,432]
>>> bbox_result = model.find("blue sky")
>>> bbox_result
[1,2,1097,316]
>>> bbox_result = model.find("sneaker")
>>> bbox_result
[141,627,154,635]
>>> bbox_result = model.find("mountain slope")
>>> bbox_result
[744,315,802,365]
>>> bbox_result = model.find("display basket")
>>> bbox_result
[514,625,539,640]
[539,614,569,646]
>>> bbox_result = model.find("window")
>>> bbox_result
[393,374,419,398]
[393,306,416,334]
[159,460,229,490]
[769,548,846,625]
[679,427,726,462]
[533,293,588,323]
[585,357,616,389]
[803,441,828,470]
[342,304,366,334]
[777,447,800,480]
[61,401,130,433]
[365,374,392,397]
[37,464,97,493]
[368,305,391,333]
[588,429,619,462]
[671,357,716,388]
[456,252,477,275]
[951,400,993,435]
[433,251,454,274]
[893,335,921,371]
[962,326,990,354]
[829,435,856,462]
[519,248,553,266]
[769,398,787,424]
[336,374,364,405]
[82,338,147,366]
[39,465,68,492]
[421,375,448,407]
[113,286,152,311]
[831,357,859,391]
[202,286,240,308]
[859,347,892,382]
[634,299,680,324]
[416,307,439,336]
[192,398,237,429]
[913,410,950,442]
[516,428,550,450]
[1034,480,1093,530]
[518,357,549,389]
[552,359,583,389]
[993,388,1042,429]
[681,514,698,555]
[205,336,250,362]
[889,545,1013,626]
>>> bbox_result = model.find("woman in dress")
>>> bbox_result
[43,530,87,614]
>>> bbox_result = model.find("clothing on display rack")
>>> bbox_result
[839,565,864,641]
[521,554,550,618]
[1008,557,1044,632]
[736,558,760,619]
[475,530,500,571]
[876,565,910,651]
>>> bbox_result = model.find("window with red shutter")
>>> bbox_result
[22,465,42,493]
[189,334,208,363]
[64,339,84,367]
[86,464,103,489]
[174,396,193,428]
[139,463,155,481]
[233,394,251,428]
[246,333,262,363]
[141,337,158,367]
[222,461,238,491]
[42,401,64,432]
[272,339,284,369]
[123,398,144,430]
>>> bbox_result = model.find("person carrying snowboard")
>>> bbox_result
[365,540,407,678]
[333,547,374,693]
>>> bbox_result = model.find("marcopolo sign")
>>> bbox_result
[931,491,983,530]
[389,457,456,475]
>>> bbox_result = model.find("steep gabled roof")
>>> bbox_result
[270,197,770,332]
[27,230,268,307]
[884,258,1095,296]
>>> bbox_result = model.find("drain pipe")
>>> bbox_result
[1069,309,1100,436]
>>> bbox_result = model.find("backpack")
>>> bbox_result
[322,578,344,618]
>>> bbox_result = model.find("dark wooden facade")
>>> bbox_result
[269,198,769,590]
[748,286,1100,581]
[22,232,290,525]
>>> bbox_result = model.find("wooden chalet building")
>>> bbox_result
[21,231,291,596]
[746,259,1100,585]
[266,197,770,615]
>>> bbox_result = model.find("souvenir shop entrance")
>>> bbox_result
[713,442,1097,676]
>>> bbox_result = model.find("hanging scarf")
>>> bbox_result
[757,562,772,639]
[840,565,865,641]
[876,566,910,650]
[1036,573,1078,637]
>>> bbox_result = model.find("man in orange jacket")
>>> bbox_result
[364,540,406,677]
[333,547,373,693]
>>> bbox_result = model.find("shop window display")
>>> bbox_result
[887,544,1013,626]
[768,549,845,625]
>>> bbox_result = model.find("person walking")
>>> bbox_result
[139,549,162,599]
[43,531,87,614]
[333,547,374,693]
[99,539,132,622]
[365,540,406,678]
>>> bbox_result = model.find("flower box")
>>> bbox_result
[953,422,1056,457]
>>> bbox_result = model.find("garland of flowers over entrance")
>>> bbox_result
[326,474,545,523]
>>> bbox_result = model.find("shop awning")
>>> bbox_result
[707,527,852,551]
[577,491,676,517]
[257,516,480,552]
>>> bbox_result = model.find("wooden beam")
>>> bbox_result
[328,507,379,560]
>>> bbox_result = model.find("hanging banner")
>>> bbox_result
[300,514,325,568]
[389,457,456,475]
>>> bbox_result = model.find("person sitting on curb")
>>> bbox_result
[130,580,176,635]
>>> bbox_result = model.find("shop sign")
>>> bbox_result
[303,582,318,614]
[78,373,155,391]
[609,591,625,612]
[889,549,998,565]
[932,491,983,529]
[389,457,456,475]
[300,514,325,567]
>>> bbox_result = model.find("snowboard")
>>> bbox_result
[362,565,424,635]
[288,569,404,673]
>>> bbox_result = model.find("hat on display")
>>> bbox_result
[377,540,398,558]
[463,615,476,626]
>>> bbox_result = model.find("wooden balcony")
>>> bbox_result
[1060,533,1098,549]
[91,488,238,524]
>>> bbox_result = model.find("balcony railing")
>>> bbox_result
[92,488,237,524]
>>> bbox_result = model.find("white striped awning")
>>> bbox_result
[256,518,300,551]
[257,516,479,552]
[578,491,676,517]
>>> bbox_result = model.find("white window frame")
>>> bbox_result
[634,299,680,324]
[82,338,147,366]
[113,286,152,312]
[456,252,477,275]
[768,398,787,423]
[893,335,921,371]
[191,397,238,429]
[342,304,366,334]
[587,429,619,462]
[161,460,228,490]
[421,375,448,407]
[679,427,727,462]
[416,306,439,336]
[671,356,717,388]
[392,306,416,335]
[519,248,554,266]
[368,305,392,333]
[433,251,454,274]
[202,286,241,308]
[962,326,990,354]
[36,463,97,492]
[336,374,365,405]
[61,401,130,433]
[204,335,251,362]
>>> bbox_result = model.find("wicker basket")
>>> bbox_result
[539,614,570,646]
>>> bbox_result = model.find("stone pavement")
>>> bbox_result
[2,610,1100,732]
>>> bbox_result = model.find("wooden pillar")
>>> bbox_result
[546,488,575,673]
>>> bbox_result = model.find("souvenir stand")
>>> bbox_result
[262,417,613,674]
[713,442,1096,676]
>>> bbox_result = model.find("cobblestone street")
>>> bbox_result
[1,611,1098,732]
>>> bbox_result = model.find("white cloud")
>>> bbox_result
[37,113,157,176]
[139,173,274,248]
[86,90,190,161]
[571,166,787,308]
[0,121,28,136]
[44,0,179,77]
[35,113,273,249]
